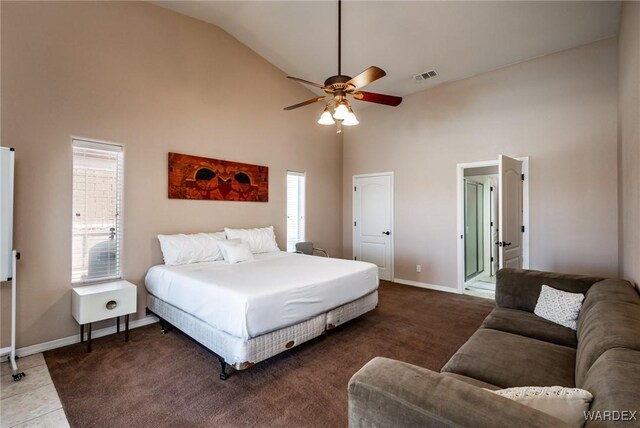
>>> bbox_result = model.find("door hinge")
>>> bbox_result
[354,186,357,191]
[491,256,494,262]
[522,225,525,233]
[490,221,494,227]
[354,256,357,260]
[490,186,494,192]
[521,173,525,181]
[354,221,357,227]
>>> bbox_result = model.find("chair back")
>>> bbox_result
[295,242,314,255]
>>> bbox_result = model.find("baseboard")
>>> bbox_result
[393,278,462,294]
[0,315,159,359]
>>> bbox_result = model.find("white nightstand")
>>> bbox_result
[72,280,137,352]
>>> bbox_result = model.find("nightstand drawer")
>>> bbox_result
[72,281,137,324]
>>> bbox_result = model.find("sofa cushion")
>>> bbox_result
[581,348,640,427]
[496,269,602,313]
[577,279,639,333]
[575,300,640,386]
[441,329,576,388]
[441,372,500,391]
[482,308,578,348]
[349,357,569,428]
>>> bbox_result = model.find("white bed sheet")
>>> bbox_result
[145,252,378,339]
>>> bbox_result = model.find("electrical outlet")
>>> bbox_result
[416,265,421,273]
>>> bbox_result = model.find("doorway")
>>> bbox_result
[457,156,529,297]
[464,179,483,281]
[353,172,394,281]
[464,169,498,297]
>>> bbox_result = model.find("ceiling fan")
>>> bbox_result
[284,0,402,131]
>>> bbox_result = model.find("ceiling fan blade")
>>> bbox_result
[346,66,386,90]
[286,76,325,89]
[352,91,403,107]
[283,96,326,111]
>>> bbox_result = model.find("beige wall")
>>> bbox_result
[618,1,640,290]
[344,39,619,290]
[0,1,342,348]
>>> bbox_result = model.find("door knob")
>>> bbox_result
[382,231,390,235]
[498,241,512,247]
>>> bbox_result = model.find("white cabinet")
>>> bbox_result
[71,280,137,352]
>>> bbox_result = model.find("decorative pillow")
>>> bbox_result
[490,386,593,427]
[219,241,254,264]
[217,239,241,261]
[157,232,227,266]
[534,284,584,330]
[224,226,280,254]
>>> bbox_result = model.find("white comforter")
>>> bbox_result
[145,252,378,339]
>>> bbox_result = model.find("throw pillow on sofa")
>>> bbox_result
[490,386,593,427]
[534,284,584,330]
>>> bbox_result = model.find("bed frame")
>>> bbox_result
[146,291,378,380]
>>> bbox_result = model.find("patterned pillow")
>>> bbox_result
[534,284,584,330]
[490,386,593,427]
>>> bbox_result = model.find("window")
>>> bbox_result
[72,139,123,282]
[286,171,305,252]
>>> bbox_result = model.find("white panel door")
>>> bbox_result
[353,174,392,281]
[498,155,523,269]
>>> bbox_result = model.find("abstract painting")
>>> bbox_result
[168,152,268,202]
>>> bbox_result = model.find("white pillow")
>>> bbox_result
[219,241,254,264]
[218,239,241,261]
[224,226,280,254]
[490,386,593,427]
[534,284,584,330]
[157,232,227,266]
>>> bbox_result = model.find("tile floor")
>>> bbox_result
[0,353,70,427]
[464,273,496,299]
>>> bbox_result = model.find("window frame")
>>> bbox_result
[71,138,124,284]
[286,170,306,252]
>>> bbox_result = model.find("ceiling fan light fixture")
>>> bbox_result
[283,0,402,126]
[342,109,359,126]
[318,107,336,125]
[333,102,350,120]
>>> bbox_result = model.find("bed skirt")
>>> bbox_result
[147,291,378,370]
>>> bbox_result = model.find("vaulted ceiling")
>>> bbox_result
[155,1,620,100]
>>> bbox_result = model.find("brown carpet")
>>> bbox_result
[44,281,494,428]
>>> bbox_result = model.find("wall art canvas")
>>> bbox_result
[168,152,269,202]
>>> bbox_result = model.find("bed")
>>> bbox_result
[145,250,379,379]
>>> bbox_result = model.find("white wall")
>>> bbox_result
[618,2,640,290]
[343,38,619,290]
[0,2,342,348]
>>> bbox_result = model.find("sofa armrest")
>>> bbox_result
[348,357,569,428]
[496,268,603,312]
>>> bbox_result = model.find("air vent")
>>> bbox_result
[414,69,438,81]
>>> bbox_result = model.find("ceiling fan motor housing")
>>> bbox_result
[325,75,355,103]
[324,75,353,88]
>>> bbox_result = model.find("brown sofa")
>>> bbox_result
[348,268,640,427]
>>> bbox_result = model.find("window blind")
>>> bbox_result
[286,171,305,252]
[72,139,123,283]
